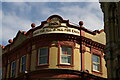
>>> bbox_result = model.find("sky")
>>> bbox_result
[0,0,104,46]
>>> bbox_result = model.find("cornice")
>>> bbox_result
[80,36,105,50]
[3,38,31,56]
[3,33,105,56]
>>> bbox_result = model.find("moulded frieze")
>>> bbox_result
[85,46,90,53]
[75,43,80,48]
[58,41,75,46]
[51,41,58,47]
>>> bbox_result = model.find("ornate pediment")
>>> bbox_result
[33,15,80,37]
[43,16,67,28]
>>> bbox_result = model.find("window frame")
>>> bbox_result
[20,55,26,72]
[11,61,16,77]
[92,54,101,72]
[37,47,49,65]
[58,44,73,67]
[60,46,72,65]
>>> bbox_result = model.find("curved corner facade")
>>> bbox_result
[2,15,107,80]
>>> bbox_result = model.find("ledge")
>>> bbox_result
[36,64,49,68]
[57,64,74,68]
[92,70,103,75]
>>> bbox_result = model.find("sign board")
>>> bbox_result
[33,27,80,36]
[33,17,80,36]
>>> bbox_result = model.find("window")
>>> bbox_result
[11,61,16,77]
[20,56,26,72]
[92,54,100,72]
[60,46,72,64]
[38,48,48,65]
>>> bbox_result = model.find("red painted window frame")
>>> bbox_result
[57,43,74,67]
[91,48,103,75]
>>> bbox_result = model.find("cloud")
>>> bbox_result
[0,3,2,45]
[56,2,103,30]
[1,2,103,45]
[0,4,2,78]
[2,0,119,2]
[2,10,32,45]
[2,0,99,2]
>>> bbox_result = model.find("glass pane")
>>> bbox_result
[93,64,97,70]
[62,47,72,55]
[93,63,100,71]
[92,54,100,71]
[39,56,48,64]
[12,62,16,69]
[21,64,26,72]
[22,56,26,64]
[93,55,100,63]
[97,64,100,71]
[12,70,15,77]
[11,62,16,77]
[40,48,48,56]
[67,47,72,55]
[61,56,71,64]
[21,56,26,72]
[68,56,71,63]
[61,56,68,63]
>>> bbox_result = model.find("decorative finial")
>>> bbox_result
[0,45,5,48]
[8,39,13,43]
[31,23,36,29]
[79,21,83,27]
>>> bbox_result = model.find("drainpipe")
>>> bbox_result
[79,21,84,72]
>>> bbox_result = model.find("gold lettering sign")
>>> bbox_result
[33,17,80,36]
[33,27,80,36]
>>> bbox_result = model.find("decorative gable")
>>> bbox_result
[10,31,27,50]
[33,15,80,37]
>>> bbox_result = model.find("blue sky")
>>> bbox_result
[0,1,104,46]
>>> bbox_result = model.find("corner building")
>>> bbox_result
[2,15,107,80]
